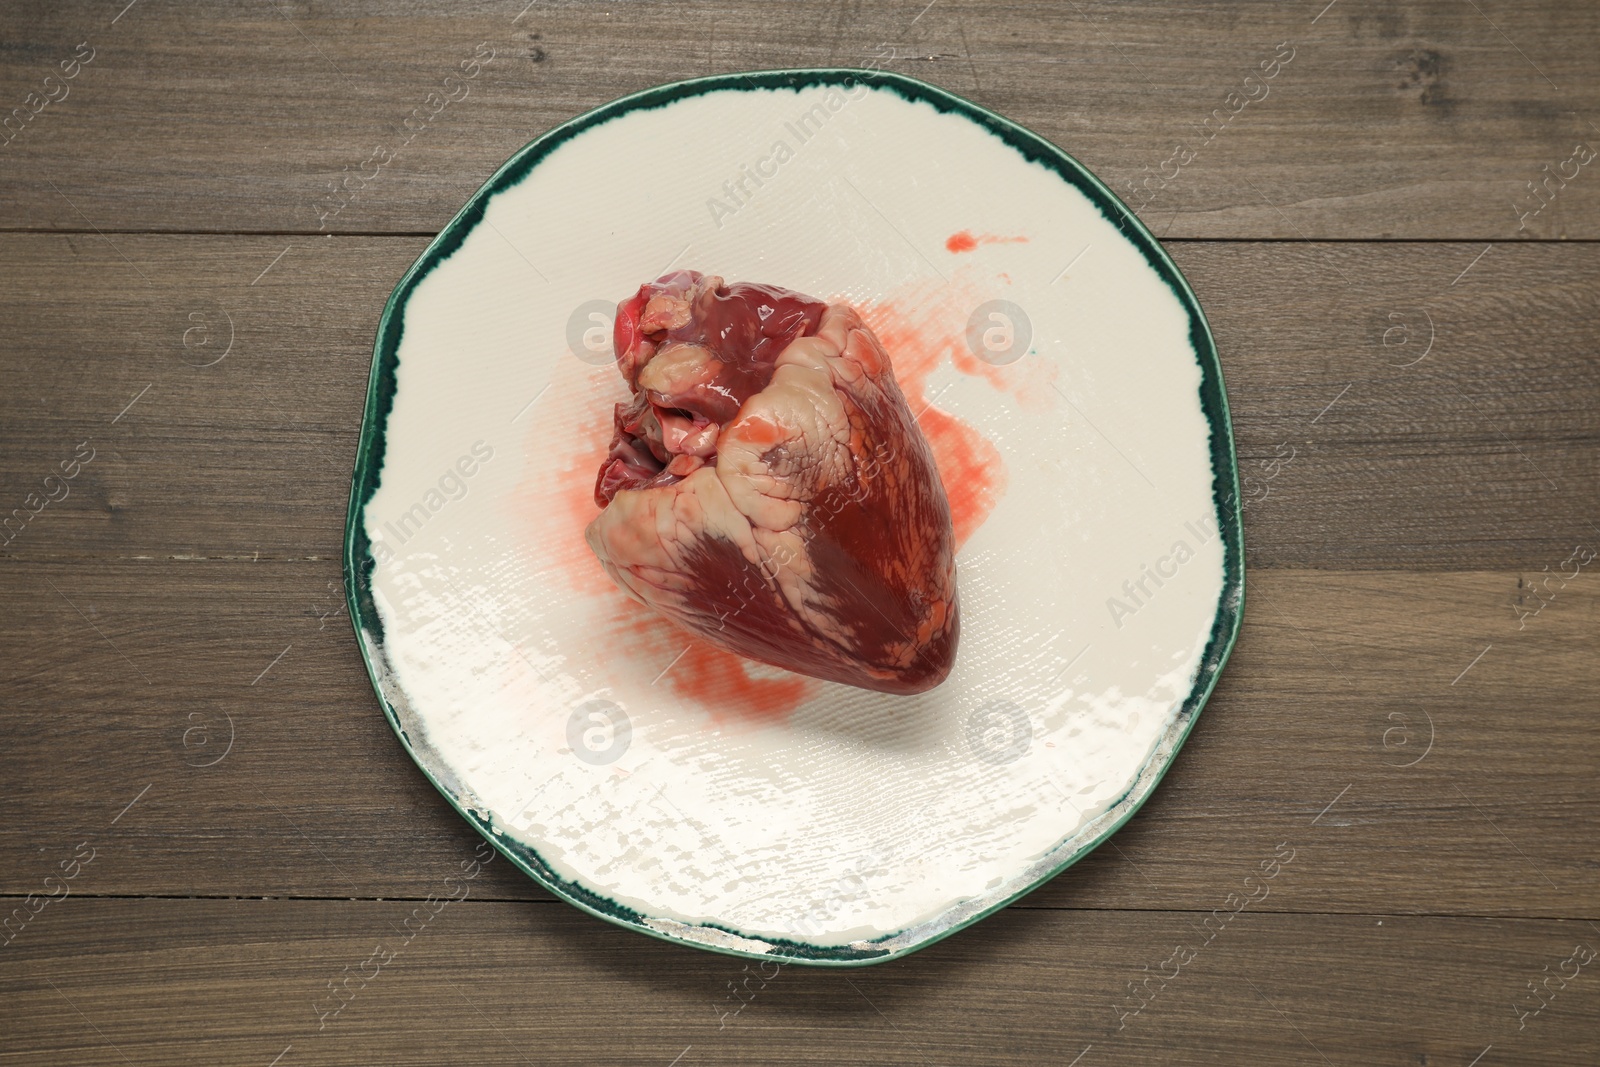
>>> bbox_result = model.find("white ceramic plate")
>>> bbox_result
[346,69,1243,965]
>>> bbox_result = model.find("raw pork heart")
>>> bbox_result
[586,271,959,695]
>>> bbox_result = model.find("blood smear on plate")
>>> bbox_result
[944,230,1028,253]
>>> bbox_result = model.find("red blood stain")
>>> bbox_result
[599,600,815,725]
[545,388,620,598]
[878,279,1060,415]
[526,284,1010,725]
[673,643,812,721]
[945,230,1028,254]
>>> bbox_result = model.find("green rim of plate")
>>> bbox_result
[344,67,1244,967]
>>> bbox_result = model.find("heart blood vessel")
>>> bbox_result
[587,271,959,695]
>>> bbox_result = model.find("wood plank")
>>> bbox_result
[2,564,1595,919]
[0,235,1596,568]
[1,1,1596,239]
[2,898,1596,1065]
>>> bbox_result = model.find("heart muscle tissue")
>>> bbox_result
[586,271,960,694]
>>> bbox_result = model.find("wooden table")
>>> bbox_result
[3,2,1596,1063]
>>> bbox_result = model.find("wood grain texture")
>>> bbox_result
[2,564,1594,919]
[3,899,1597,1066]
[0,1,1597,238]
[2,2,1598,1063]
[0,235,1595,568]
